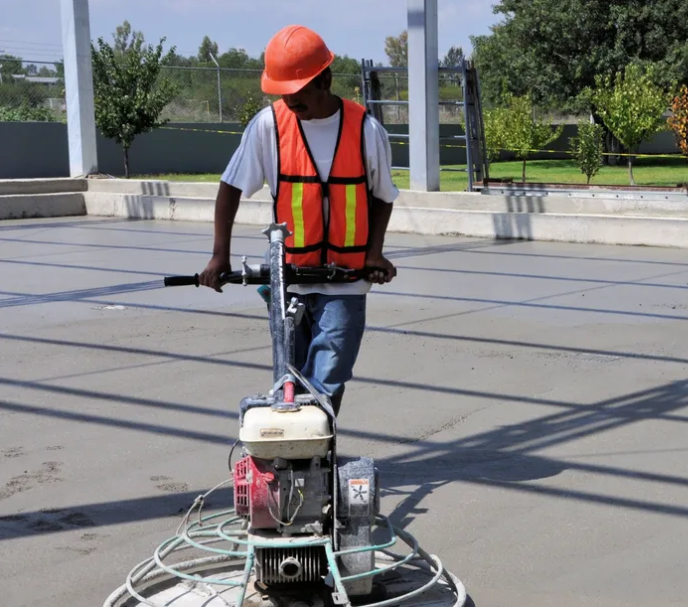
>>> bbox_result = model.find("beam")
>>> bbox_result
[407,0,440,192]
[61,0,98,177]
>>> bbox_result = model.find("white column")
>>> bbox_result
[407,0,439,191]
[61,0,98,177]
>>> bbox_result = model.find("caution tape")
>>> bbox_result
[162,126,245,136]
[161,126,684,160]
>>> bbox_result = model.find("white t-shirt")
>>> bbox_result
[221,105,399,295]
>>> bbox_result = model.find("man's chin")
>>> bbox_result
[289,107,311,120]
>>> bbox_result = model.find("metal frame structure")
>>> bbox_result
[360,59,489,192]
[103,490,466,607]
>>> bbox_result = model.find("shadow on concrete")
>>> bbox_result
[377,378,688,530]
[490,191,546,242]
[141,181,171,197]
[393,264,688,291]
[0,488,234,540]
[3,376,688,544]
[374,288,688,323]
[0,235,265,260]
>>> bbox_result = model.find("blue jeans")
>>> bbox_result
[289,293,367,416]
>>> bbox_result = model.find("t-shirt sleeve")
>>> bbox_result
[364,116,400,204]
[220,108,270,198]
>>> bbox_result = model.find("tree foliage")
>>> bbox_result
[198,36,219,63]
[385,31,408,68]
[471,0,688,111]
[0,104,56,122]
[499,93,564,182]
[442,46,464,68]
[91,23,179,177]
[483,107,509,163]
[114,21,145,55]
[668,85,688,161]
[569,120,604,184]
[591,64,673,184]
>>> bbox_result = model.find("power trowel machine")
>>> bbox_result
[103,223,466,607]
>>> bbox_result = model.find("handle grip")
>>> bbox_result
[164,274,199,287]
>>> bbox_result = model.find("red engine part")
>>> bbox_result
[233,456,280,529]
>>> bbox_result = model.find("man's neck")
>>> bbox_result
[309,94,340,119]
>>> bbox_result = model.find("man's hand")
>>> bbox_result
[199,256,232,293]
[364,254,395,284]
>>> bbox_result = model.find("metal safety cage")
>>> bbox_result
[102,487,467,607]
[359,58,489,192]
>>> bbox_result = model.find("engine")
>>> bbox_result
[234,397,379,596]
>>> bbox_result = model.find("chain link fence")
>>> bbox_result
[0,59,65,122]
[159,66,365,123]
[369,71,465,125]
[0,61,463,125]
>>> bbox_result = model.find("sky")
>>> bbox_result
[0,0,501,67]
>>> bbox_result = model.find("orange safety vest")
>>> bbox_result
[272,97,371,269]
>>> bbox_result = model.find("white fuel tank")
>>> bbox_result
[240,406,333,460]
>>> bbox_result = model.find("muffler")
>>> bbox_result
[279,556,303,580]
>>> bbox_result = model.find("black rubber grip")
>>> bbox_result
[164,274,199,287]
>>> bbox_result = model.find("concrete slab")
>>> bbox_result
[1,218,688,607]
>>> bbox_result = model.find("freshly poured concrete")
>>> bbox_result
[1,217,688,607]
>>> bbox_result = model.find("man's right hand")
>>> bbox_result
[199,256,232,293]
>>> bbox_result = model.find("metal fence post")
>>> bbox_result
[210,53,223,122]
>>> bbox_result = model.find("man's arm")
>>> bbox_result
[363,115,398,284]
[365,197,395,284]
[199,109,267,292]
[199,182,242,292]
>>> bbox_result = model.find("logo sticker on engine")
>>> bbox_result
[260,428,285,438]
[348,479,370,515]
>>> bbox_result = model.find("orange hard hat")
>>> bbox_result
[261,25,335,95]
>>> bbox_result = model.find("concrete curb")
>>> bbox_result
[3,178,688,248]
[82,192,688,249]
[0,192,86,220]
[0,178,86,196]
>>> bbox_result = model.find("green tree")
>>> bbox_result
[384,31,408,68]
[591,64,673,185]
[471,0,688,111]
[483,107,509,163]
[569,120,605,184]
[0,104,56,122]
[442,46,464,68]
[91,26,179,177]
[501,93,564,182]
[668,85,688,162]
[0,54,23,81]
[114,20,145,55]
[198,36,219,63]
[331,55,361,74]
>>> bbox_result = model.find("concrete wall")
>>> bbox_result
[1,120,681,179]
[1,122,242,179]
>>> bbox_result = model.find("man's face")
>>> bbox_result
[282,73,330,120]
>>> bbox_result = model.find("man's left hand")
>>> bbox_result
[364,254,396,284]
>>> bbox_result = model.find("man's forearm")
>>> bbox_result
[367,197,393,257]
[212,182,242,260]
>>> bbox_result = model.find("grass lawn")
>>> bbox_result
[133,158,688,191]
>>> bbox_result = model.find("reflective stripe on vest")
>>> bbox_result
[272,97,370,269]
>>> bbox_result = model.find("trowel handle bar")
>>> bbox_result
[163,265,396,288]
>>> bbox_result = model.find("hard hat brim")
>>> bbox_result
[260,51,335,95]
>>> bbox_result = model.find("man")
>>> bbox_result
[199,25,398,415]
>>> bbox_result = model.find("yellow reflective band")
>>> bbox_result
[292,183,305,248]
[345,184,357,247]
